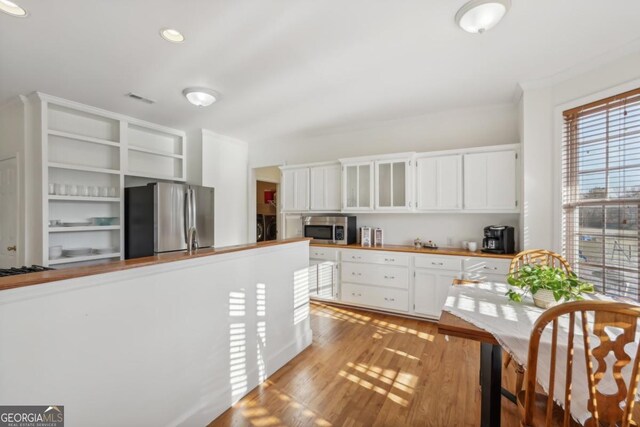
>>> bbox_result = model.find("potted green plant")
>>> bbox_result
[506,264,594,309]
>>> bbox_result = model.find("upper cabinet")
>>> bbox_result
[375,158,413,211]
[310,164,341,211]
[463,149,518,211]
[341,161,374,211]
[415,154,462,211]
[281,167,310,212]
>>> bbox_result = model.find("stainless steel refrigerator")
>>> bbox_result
[125,182,215,259]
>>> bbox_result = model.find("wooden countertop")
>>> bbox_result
[0,238,311,292]
[310,242,515,259]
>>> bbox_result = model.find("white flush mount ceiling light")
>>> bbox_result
[182,87,219,107]
[0,0,28,17]
[160,28,185,43]
[455,0,510,34]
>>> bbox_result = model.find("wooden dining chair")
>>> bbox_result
[507,249,574,398]
[519,300,640,427]
[452,278,481,286]
[509,249,573,276]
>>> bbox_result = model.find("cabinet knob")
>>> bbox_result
[7,245,16,252]
[384,258,395,262]
[384,275,395,279]
[432,262,444,266]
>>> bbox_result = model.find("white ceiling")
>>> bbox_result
[1,0,640,145]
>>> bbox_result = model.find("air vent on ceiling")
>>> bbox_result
[126,92,156,104]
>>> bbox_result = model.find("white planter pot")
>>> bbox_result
[532,289,561,309]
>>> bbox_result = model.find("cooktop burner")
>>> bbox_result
[0,265,55,277]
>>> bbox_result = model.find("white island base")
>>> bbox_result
[0,240,312,427]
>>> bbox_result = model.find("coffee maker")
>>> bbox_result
[482,225,515,254]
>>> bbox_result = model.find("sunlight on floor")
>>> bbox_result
[232,381,333,427]
[311,302,435,341]
[337,360,417,407]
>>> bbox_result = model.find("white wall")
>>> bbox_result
[248,103,518,167]
[356,213,520,248]
[188,129,249,248]
[519,51,640,252]
[0,241,312,427]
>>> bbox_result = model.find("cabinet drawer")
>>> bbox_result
[341,262,409,290]
[462,257,511,275]
[341,283,409,312]
[342,250,410,266]
[415,255,462,271]
[309,247,339,261]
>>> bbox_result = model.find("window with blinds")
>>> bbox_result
[563,87,640,301]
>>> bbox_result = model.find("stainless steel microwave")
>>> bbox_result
[303,215,357,245]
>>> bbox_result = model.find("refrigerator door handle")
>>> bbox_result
[190,188,198,248]
[184,188,191,244]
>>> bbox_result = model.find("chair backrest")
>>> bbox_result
[452,278,481,286]
[509,249,572,275]
[522,300,640,427]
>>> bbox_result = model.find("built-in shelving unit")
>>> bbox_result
[32,92,187,267]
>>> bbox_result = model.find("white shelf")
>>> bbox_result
[48,195,120,202]
[48,129,120,148]
[48,162,120,175]
[49,226,120,233]
[125,172,185,182]
[48,252,121,265]
[128,145,183,159]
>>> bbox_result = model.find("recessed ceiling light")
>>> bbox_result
[455,0,510,34]
[182,87,219,107]
[0,0,28,17]
[160,28,185,43]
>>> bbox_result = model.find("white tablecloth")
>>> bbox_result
[443,281,639,425]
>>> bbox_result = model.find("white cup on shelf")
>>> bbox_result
[468,242,478,252]
[89,186,99,197]
[100,187,109,197]
[55,183,67,196]
[69,185,78,196]
[48,183,55,195]
[79,185,89,197]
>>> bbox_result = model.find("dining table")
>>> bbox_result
[437,280,638,427]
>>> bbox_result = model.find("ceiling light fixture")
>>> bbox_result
[160,28,185,43]
[455,0,510,34]
[182,87,219,107]
[0,0,28,17]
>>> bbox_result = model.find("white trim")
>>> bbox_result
[552,77,640,252]
[279,160,339,170]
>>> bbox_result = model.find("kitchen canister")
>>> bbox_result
[373,228,384,246]
[360,227,372,247]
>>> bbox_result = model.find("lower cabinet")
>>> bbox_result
[308,247,510,319]
[413,269,460,319]
[341,282,409,312]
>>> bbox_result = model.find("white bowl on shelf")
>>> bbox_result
[49,245,63,259]
[93,247,117,255]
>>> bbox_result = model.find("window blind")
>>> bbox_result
[563,87,640,301]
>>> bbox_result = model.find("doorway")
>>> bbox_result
[253,166,280,242]
[0,157,18,268]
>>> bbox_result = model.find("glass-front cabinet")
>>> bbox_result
[375,159,412,210]
[342,161,374,211]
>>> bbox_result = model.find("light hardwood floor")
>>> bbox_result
[210,302,521,426]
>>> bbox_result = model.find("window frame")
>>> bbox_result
[561,87,640,301]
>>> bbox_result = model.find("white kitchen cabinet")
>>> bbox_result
[310,164,341,211]
[284,214,303,238]
[342,282,409,312]
[375,159,413,210]
[341,161,374,211]
[463,149,518,211]
[309,247,339,300]
[416,155,462,210]
[281,167,310,212]
[413,269,460,319]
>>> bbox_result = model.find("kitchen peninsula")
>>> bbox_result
[0,238,312,427]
